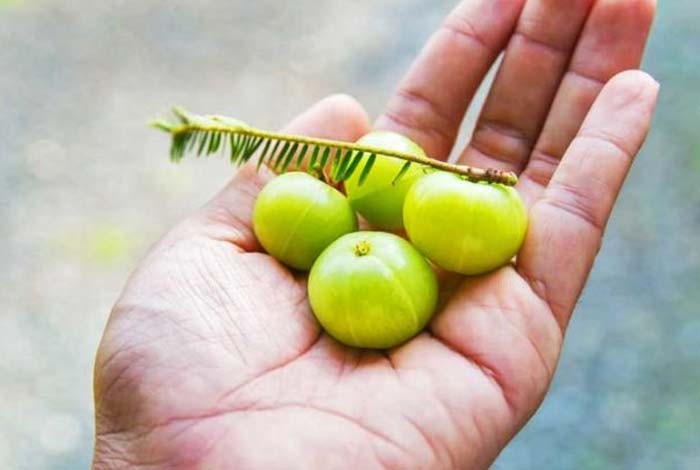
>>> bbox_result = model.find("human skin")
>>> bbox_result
[93,0,659,468]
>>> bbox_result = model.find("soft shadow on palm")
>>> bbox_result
[94,0,660,467]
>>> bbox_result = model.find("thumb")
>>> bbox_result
[188,94,371,251]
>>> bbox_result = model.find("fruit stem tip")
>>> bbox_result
[353,240,372,257]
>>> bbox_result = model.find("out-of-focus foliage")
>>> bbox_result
[0,1,697,469]
[0,0,22,7]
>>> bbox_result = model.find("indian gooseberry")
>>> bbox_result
[403,171,528,275]
[308,231,438,349]
[344,131,427,231]
[253,172,357,270]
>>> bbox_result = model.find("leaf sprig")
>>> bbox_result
[151,107,518,186]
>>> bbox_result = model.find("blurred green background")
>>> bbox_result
[1,0,698,468]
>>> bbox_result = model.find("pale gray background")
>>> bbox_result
[1,0,698,468]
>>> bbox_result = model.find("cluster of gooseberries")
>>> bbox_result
[253,131,528,349]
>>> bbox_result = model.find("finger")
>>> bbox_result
[458,0,594,171]
[375,0,526,160]
[193,94,372,251]
[517,70,659,330]
[519,0,656,205]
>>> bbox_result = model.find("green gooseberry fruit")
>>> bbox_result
[253,172,357,270]
[344,131,427,231]
[308,231,438,349]
[403,171,528,275]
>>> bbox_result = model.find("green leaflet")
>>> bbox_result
[340,151,364,182]
[358,154,377,186]
[392,161,413,185]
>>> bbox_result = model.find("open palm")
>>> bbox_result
[94,1,659,468]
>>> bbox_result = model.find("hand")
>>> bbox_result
[93,1,659,468]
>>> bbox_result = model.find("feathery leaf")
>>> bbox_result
[151,107,519,186]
